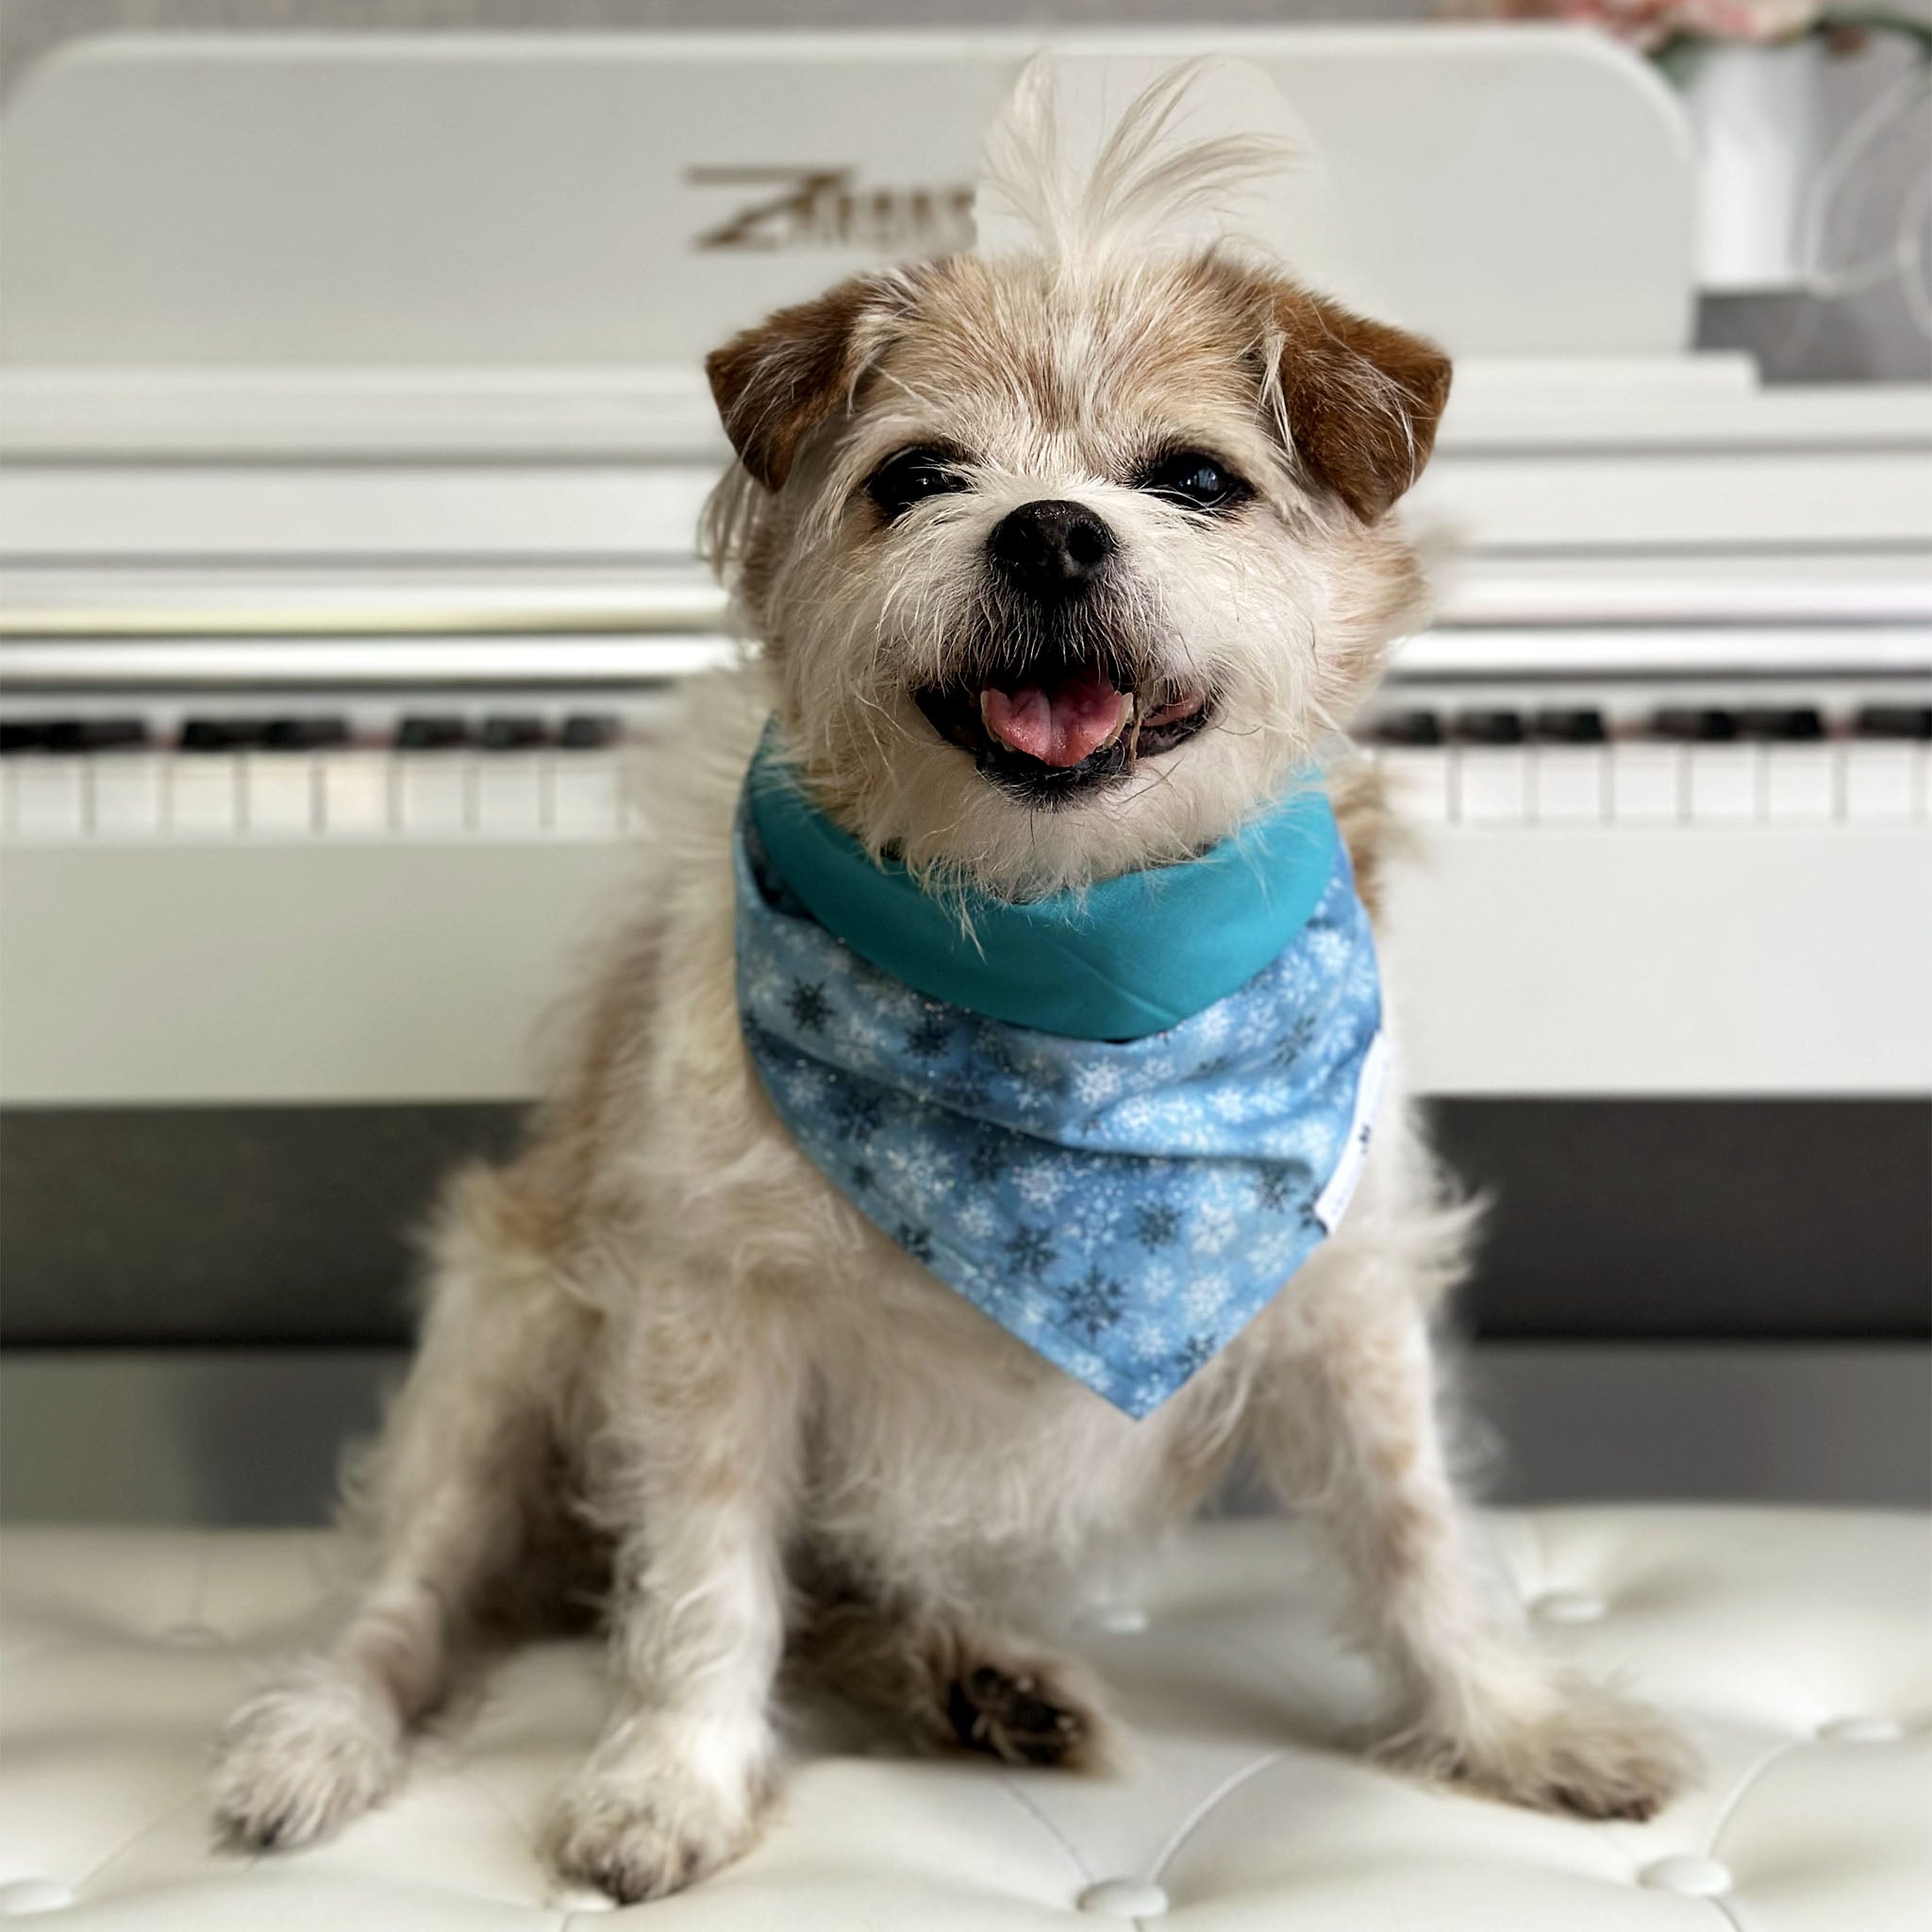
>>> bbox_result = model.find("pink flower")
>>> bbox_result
[1460,0,1825,46]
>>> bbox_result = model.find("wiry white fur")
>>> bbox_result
[211,65,1692,1904]
[979,56,1292,266]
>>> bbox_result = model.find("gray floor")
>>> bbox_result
[3,1341,1924,1525]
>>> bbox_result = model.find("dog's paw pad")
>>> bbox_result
[945,1657,1107,1771]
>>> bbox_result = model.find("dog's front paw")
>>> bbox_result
[541,1719,774,1904]
[1394,1672,1696,1823]
[211,1663,406,1852]
[942,1647,1122,1774]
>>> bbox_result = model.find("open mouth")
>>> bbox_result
[913,651,1212,802]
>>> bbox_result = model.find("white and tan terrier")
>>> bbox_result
[213,65,1690,1903]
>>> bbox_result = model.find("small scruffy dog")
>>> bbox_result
[213,71,1689,1903]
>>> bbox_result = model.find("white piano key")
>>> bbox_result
[242,753,318,835]
[90,754,165,837]
[320,750,391,834]
[550,755,623,835]
[167,757,242,836]
[1762,744,1836,823]
[1610,742,1682,822]
[1532,747,1606,824]
[1457,747,1530,824]
[1686,744,1760,823]
[1377,748,1451,823]
[474,754,547,835]
[8,757,86,837]
[397,755,471,834]
[1842,743,1916,822]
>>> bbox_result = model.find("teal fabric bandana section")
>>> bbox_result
[745,726,1340,1041]
[733,728,1390,1420]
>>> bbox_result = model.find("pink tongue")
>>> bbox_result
[980,668,1131,769]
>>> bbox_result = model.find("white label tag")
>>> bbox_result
[1313,1028,1390,1233]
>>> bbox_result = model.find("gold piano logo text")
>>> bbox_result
[688,168,975,254]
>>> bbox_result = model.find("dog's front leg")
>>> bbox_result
[1255,1278,1693,1821]
[542,1279,806,1904]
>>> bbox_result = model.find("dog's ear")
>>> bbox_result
[706,274,910,492]
[1264,286,1452,523]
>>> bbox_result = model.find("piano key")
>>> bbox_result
[551,755,624,834]
[1530,708,1607,744]
[1609,741,1682,822]
[1531,749,1606,824]
[243,753,319,835]
[260,715,350,751]
[397,755,471,833]
[167,755,242,836]
[1854,705,1932,740]
[1451,712,1528,823]
[8,756,87,837]
[1762,744,1836,823]
[559,713,622,752]
[1842,742,1918,821]
[1686,744,1760,823]
[1376,748,1451,822]
[319,749,392,835]
[480,714,549,751]
[179,717,266,752]
[475,754,547,835]
[44,717,151,754]
[397,714,469,751]
[1453,708,1526,745]
[1653,707,1739,742]
[1528,709,1607,822]
[1374,709,1444,748]
[0,722,52,755]
[1738,707,1825,741]
[90,754,165,837]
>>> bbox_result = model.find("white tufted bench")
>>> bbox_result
[1,1508,1925,1928]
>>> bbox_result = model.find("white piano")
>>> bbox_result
[0,28,1925,1512]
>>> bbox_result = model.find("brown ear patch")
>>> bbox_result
[705,274,909,492]
[1268,287,1452,523]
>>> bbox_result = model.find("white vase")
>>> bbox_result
[1678,38,1826,291]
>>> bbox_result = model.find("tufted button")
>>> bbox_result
[1077,1877,1169,1917]
[1640,1856,1732,1897]
[552,1887,616,1913]
[1818,1715,1903,1743]
[1083,1605,1150,1635]
[0,1879,75,1915]
[1530,1589,1606,1625]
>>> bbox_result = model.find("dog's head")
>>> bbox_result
[704,108,1448,900]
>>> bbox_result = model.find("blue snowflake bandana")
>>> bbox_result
[734,736,1389,1420]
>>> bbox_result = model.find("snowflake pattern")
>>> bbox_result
[736,798,1384,1420]
[787,979,833,1033]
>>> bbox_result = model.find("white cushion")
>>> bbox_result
[1,1508,1925,1927]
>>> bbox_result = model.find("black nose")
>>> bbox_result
[988,500,1116,599]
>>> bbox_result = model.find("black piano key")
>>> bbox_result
[559,713,622,751]
[1738,707,1825,742]
[1653,707,1739,742]
[41,717,151,754]
[1530,708,1607,744]
[260,715,349,751]
[396,714,469,751]
[180,717,266,751]
[1373,709,1442,748]
[479,714,549,751]
[1855,705,1932,741]
[1453,708,1525,746]
[0,721,52,754]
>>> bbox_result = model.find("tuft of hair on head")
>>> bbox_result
[977,56,1295,267]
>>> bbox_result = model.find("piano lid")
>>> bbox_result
[0,26,1696,366]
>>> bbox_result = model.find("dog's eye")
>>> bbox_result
[1136,450,1248,512]
[866,447,971,522]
